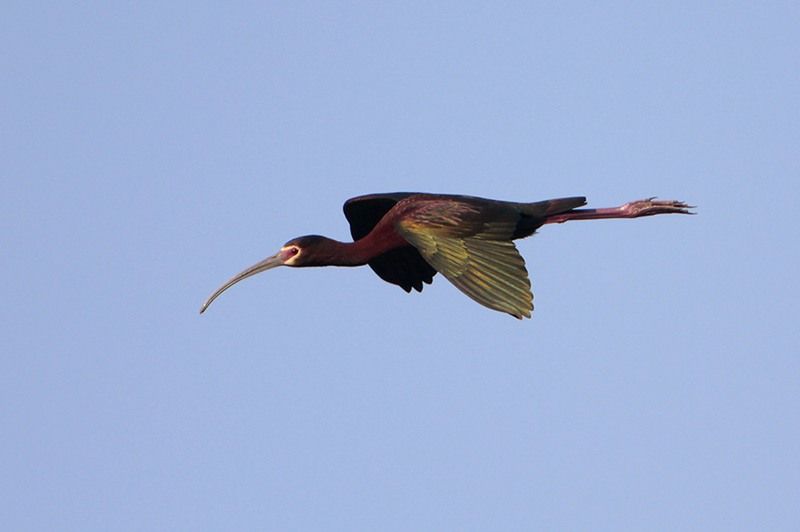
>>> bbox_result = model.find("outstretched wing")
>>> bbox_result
[343,193,419,240]
[343,193,437,292]
[394,199,534,319]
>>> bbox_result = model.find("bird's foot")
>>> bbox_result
[621,198,695,217]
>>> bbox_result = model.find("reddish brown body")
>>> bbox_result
[201,193,693,318]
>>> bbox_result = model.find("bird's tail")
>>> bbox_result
[511,196,587,238]
[523,196,587,217]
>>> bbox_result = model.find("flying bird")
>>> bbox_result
[200,193,692,319]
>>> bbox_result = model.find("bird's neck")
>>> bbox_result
[328,226,408,266]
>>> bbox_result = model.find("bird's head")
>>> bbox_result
[199,235,337,313]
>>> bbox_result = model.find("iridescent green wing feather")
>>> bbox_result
[395,199,534,319]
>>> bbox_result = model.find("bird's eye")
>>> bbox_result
[289,247,299,256]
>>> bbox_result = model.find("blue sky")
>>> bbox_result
[3,2,799,530]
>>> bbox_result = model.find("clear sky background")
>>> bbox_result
[3,2,799,531]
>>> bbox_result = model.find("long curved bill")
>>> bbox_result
[200,253,284,313]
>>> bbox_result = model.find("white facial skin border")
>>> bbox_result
[281,245,301,265]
